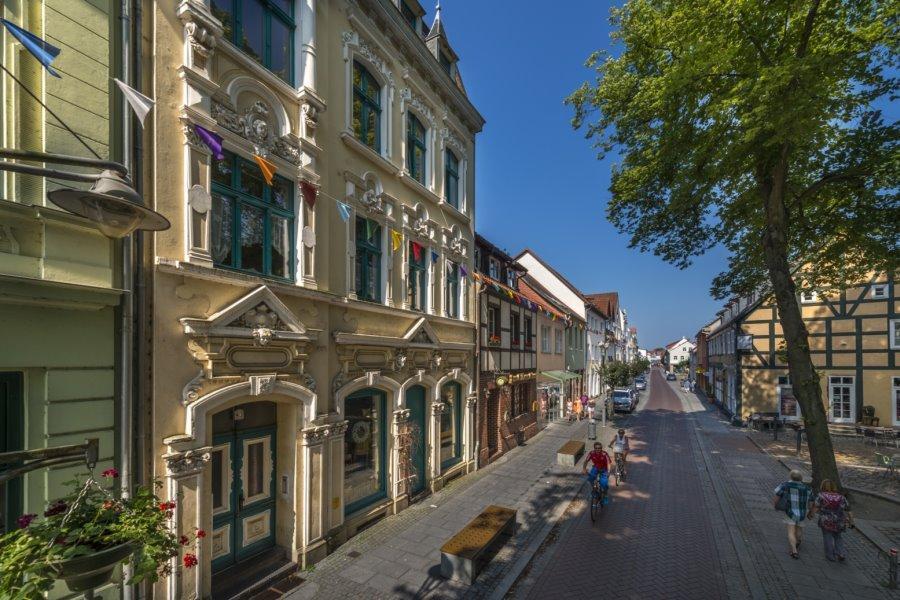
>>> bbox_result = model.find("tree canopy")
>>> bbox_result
[568,0,898,300]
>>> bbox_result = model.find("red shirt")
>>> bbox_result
[587,450,610,471]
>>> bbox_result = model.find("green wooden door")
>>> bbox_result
[406,386,427,495]
[0,373,24,534]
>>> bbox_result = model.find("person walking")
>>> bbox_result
[773,470,812,559]
[573,396,582,421]
[586,400,595,421]
[566,398,573,422]
[808,479,854,562]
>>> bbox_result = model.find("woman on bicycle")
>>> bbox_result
[609,429,630,477]
[582,442,611,504]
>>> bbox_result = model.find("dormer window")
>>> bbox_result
[439,50,453,75]
[488,257,501,280]
[401,1,417,29]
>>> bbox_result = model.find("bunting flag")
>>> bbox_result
[431,250,439,263]
[300,181,317,209]
[337,201,351,222]
[1,19,61,77]
[114,79,154,126]
[492,283,500,292]
[459,264,468,278]
[253,154,277,186]
[410,241,423,262]
[391,229,402,252]
[194,124,224,160]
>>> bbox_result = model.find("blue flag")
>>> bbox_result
[431,250,439,263]
[337,201,351,223]
[1,19,61,77]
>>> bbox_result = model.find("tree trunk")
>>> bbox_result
[759,157,841,492]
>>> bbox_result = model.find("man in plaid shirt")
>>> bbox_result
[774,470,812,558]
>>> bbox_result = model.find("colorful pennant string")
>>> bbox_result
[431,250,439,263]
[193,124,224,160]
[252,154,277,186]
[300,181,317,209]
[337,201,351,222]
[459,264,468,278]
[391,229,402,252]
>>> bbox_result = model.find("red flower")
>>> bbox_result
[102,500,116,510]
[179,535,189,546]
[16,514,36,529]
[196,529,206,538]
[183,553,198,568]
[159,500,176,511]
[101,468,119,478]
[44,501,68,517]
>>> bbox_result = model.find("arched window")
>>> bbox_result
[440,382,462,468]
[344,389,387,513]
[407,113,427,185]
[444,150,459,209]
[353,62,381,151]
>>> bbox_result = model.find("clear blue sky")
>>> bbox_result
[437,0,728,349]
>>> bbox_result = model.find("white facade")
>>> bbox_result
[667,337,696,368]
[585,306,607,398]
[516,251,587,320]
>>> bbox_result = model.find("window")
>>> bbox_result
[211,151,293,279]
[344,389,387,513]
[506,268,516,288]
[353,62,381,152]
[211,0,294,83]
[445,261,460,318]
[871,284,888,299]
[510,383,530,418]
[487,305,500,344]
[445,150,460,209]
[355,217,382,302]
[440,382,462,468]
[407,112,427,185]
[488,258,501,280]
[511,313,520,346]
[439,50,453,75]
[400,1,417,29]
[800,290,817,303]
[408,242,427,311]
[891,319,900,350]
[524,316,533,348]
[541,325,550,353]
[554,329,563,354]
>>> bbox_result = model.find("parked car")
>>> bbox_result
[634,376,647,391]
[666,372,677,381]
[612,388,636,413]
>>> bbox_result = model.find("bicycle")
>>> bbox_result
[613,453,627,486]
[589,476,607,523]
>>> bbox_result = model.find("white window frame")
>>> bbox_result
[871,283,888,299]
[891,319,900,350]
[827,375,856,424]
[800,290,818,303]
[892,377,900,427]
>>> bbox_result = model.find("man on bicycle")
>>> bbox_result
[608,429,630,477]
[582,442,611,504]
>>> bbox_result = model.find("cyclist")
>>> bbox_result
[582,442,612,504]
[608,429,630,478]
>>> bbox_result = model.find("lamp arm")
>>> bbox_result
[0,160,98,183]
[0,148,127,176]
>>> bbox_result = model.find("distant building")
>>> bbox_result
[665,337,696,371]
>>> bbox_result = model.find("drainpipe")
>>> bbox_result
[473,280,480,471]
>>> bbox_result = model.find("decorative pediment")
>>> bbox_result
[333,317,471,352]
[404,318,439,347]
[181,286,314,343]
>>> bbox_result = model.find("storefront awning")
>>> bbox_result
[540,370,580,382]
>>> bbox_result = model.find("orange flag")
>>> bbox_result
[253,154,277,186]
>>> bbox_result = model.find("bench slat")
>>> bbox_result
[441,505,516,560]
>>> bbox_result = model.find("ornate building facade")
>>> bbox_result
[146,1,483,596]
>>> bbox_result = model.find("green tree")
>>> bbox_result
[569,0,898,489]
[630,357,650,379]
[602,361,633,388]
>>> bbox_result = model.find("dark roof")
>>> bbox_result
[475,233,520,267]
[584,292,619,319]
[514,248,587,303]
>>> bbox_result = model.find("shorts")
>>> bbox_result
[587,466,609,489]
[784,514,806,526]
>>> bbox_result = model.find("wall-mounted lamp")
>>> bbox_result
[0,149,169,238]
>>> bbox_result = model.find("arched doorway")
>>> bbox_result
[405,385,427,496]
[209,401,277,573]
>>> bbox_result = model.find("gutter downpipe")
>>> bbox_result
[473,279,480,471]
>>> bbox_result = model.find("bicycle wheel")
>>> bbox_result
[590,489,600,522]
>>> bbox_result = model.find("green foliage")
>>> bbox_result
[602,361,633,388]
[0,474,192,599]
[567,0,898,299]
[630,357,651,378]
[675,359,690,373]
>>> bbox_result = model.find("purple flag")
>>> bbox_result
[459,264,468,278]
[194,124,224,160]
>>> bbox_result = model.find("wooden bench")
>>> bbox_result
[440,505,517,583]
[557,439,585,467]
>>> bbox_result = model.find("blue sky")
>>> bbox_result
[437,0,728,349]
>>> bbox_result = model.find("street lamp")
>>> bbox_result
[597,339,609,431]
[0,149,169,237]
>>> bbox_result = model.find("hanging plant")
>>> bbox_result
[0,469,199,598]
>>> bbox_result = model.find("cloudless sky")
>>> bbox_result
[434,0,729,349]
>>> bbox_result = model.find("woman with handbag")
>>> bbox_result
[773,470,812,559]
[808,479,854,562]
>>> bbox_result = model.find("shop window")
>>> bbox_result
[408,242,427,311]
[407,112,427,185]
[355,217,382,302]
[440,382,462,468]
[511,313,520,346]
[211,151,293,279]
[211,0,294,83]
[352,62,382,152]
[446,261,460,318]
[344,389,387,514]
[445,149,460,209]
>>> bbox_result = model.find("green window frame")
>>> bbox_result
[0,372,23,534]
[355,217,382,302]
[408,243,427,311]
[210,0,295,84]
[353,62,382,152]
[445,261,460,318]
[407,112,427,185]
[211,151,295,280]
[440,382,462,469]
[445,149,459,209]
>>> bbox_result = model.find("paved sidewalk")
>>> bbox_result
[680,385,898,599]
[287,417,604,599]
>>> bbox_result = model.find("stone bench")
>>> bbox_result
[440,505,517,584]
[557,439,585,467]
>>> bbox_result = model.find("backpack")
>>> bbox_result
[817,492,847,532]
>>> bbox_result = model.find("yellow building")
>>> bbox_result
[147,0,483,595]
[706,274,899,426]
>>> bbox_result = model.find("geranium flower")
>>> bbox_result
[44,501,68,517]
[179,535,189,546]
[102,500,116,510]
[196,529,206,538]
[183,553,198,568]
[16,513,36,529]
[101,468,119,478]
[158,500,176,511]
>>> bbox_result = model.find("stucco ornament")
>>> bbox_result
[301,102,318,137]
[430,351,443,370]
[211,100,302,166]
[249,374,277,396]
[165,446,212,476]
[302,372,317,392]
[393,350,408,372]
[360,188,384,214]
[184,20,217,69]
[431,402,447,416]
[182,369,206,405]
[251,327,274,346]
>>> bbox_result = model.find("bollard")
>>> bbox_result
[773,419,779,441]
[796,427,804,456]
[588,418,597,441]
[890,548,898,589]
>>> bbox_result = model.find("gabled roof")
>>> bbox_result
[514,248,587,304]
[518,277,567,319]
[584,292,619,319]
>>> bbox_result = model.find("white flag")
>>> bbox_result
[114,78,154,127]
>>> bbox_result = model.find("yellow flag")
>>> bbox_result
[253,154,277,186]
[391,229,402,252]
